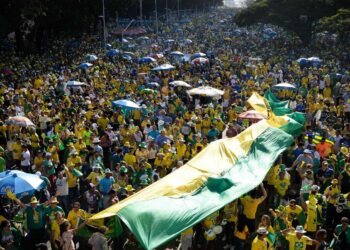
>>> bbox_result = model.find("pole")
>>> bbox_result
[122,19,135,42]
[165,0,168,24]
[155,0,158,36]
[139,0,143,26]
[177,0,179,20]
[102,0,106,47]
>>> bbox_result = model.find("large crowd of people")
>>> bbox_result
[0,9,350,250]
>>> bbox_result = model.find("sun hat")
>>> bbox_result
[93,138,100,144]
[213,225,223,234]
[304,149,312,154]
[295,225,306,234]
[341,146,349,156]
[50,197,59,204]
[30,196,39,204]
[104,168,112,174]
[125,185,135,192]
[331,179,339,184]
[311,185,320,192]
[119,165,128,173]
[257,227,268,235]
[140,179,149,186]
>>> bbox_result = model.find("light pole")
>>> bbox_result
[139,0,143,26]
[122,19,135,42]
[165,0,168,24]
[177,0,180,20]
[155,0,158,35]
[102,0,106,47]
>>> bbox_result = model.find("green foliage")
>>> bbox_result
[234,0,349,45]
[318,8,350,40]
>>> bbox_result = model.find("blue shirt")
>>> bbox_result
[99,177,115,194]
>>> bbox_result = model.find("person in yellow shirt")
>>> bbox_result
[239,183,267,233]
[304,197,318,234]
[67,150,82,170]
[66,163,78,203]
[97,115,110,130]
[282,226,319,250]
[86,166,104,186]
[251,227,271,250]
[285,199,303,226]
[47,140,60,165]
[123,144,137,167]
[50,211,66,249]
[324,178,341,229]
[11,138,22,168]
[223,201,239,246]
[67,201,86,229]
[273,165,291,206]
[33,150,45,173]
[175,138,187,160]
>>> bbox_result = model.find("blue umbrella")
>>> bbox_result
[106,49,120,57]
[152,64,175,71]
[78,62,93,69]
[0,170,44,197]
[112,99,141,109]
[297,58,308,64]
[192,52,206,59]
[138,57,156,64]
[146,82,160,88]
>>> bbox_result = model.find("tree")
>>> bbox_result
[234,0,348,45]
[317,8,350,42]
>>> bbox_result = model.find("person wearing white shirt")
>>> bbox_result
[20,145,31,173]
[55,170,69,213]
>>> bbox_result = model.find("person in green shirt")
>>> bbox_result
[45,196,65,230]
[332,217,350,249]
[9,194,51,249]
[0,146,5,172]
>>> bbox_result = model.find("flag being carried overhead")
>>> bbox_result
[89,92,304,250]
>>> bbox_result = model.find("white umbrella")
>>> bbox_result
[170,80,191,88]
[65,81,87,87]
[152,64,175,71]
[274,82,296,89]
[170,51,184,56]
[6,116,35,127]
[112,100,141,109]
[86,54,98,62]
[191,58,209,65]
[187,86,224,97]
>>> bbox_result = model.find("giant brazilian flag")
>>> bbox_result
[89,92,304,250]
